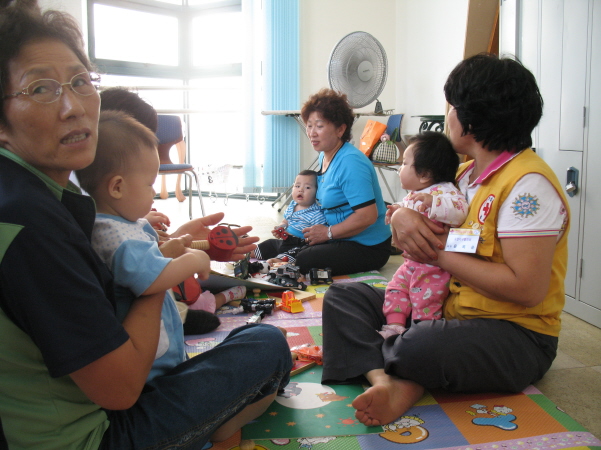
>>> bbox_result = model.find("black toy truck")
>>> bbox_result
[310,267,333,285]
[268,264,307,291]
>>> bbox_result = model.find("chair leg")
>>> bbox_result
[160,175,169,200]
[175,173,186,203]
[190,170,205,218]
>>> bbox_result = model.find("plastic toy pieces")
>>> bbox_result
[241,298,276,315]
[242,298,276,325]
[280,290,304,313]
[190,223,238,261]
[291,344,323,365]
[268,264,307,290]
[273,226,289,240]
[310,267,333,285]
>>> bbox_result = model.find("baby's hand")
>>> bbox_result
[409,193,433,213]
[385,204,401,225]
[159,234,193,258]
[186,248,211,280]
[146,210,171,231]
[378,324,407,339]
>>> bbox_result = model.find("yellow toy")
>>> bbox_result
[280,290,304,313]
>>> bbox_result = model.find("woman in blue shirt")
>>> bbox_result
[295,89,391,276]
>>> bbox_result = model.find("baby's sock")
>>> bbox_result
[189,291,216,312]
[220,285,247,302]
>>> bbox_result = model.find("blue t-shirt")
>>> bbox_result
[317,142,391,245]
[92,214,186,381]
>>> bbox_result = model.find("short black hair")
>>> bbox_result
[297,169,318,188]
[100,88,158,132]
[444,53,543,153]
[298,169,318,178]
[409,131,459,184]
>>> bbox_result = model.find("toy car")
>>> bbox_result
[268,264,306,291]
[273,226,289,240]
[241,298,276,315]
[310,267,333,285]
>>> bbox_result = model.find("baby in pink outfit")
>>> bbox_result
[381,132,468,338]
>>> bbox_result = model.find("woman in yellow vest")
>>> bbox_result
[321,54,570,427]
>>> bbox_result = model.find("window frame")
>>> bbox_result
[87,0,242,80]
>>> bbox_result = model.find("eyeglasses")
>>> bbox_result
[3,72,100,104]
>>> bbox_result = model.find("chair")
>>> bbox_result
[156,114,205,218]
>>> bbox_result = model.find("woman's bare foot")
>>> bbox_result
[352,369,424,426]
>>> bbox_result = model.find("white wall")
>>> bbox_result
[299,0,468,202]
[299,0,399,172]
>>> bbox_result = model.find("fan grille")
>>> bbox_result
[328,31,388,108]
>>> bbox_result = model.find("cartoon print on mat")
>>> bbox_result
[512,193,540,218]
[276,383,344,409]
[379,415,429,444]
[467,403,517,431]
[280,382,302,399]
[269,436,337,448]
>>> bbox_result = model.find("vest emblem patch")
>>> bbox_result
[511,193,540,218]
[478,195,495,224]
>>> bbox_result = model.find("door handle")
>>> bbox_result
[566,166,579,197]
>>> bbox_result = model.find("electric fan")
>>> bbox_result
[328,31,388,112]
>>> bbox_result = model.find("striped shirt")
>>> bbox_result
[284,201,328,239]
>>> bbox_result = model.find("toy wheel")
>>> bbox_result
[326,279,333,284]
[311,279,317,286]
[299,282,307,291]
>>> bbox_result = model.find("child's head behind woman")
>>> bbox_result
[408,131,459,185]
[76,110,159,221]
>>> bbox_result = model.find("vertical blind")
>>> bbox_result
[262,0,300,193]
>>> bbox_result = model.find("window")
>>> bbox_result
[89,0,299,196]
[89,0,244,194]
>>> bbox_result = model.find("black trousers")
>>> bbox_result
[321,282,558,393]
[256,237,391,277]
[255,236,306,262]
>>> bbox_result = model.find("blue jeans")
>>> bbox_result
[100,324,291,449]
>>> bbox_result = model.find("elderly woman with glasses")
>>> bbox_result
[0,1,291,448]
[274,89,392,276]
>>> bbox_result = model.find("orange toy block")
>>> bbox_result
[279,290,304,313]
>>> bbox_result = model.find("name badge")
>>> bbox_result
[445,228,480,254]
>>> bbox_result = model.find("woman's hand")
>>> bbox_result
[304,204,379,246]
[402,225,450,264]
[170,212,259,261]
[302,224,329,245]
[390,207,445,262]
[170,212,226,240]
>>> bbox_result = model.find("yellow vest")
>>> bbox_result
[444,149,570,336]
